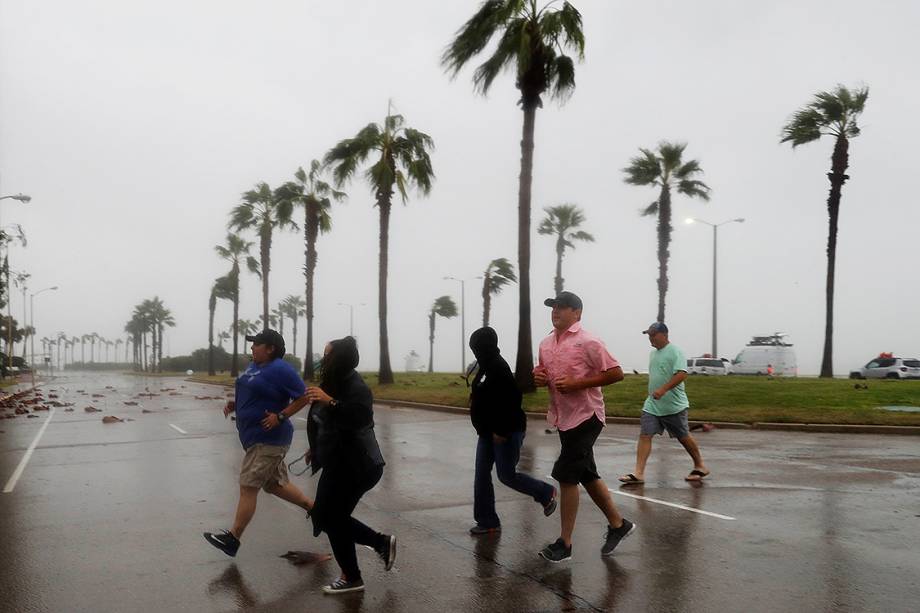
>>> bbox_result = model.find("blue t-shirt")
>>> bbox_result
[235,358,306,449]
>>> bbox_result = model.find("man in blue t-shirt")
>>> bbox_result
[204,329,324,559]
[618,322,710,485]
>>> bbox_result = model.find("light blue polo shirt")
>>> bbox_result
[643,342,689,416]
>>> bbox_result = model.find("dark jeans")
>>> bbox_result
[474,432,555,528]
[314,463,385,582]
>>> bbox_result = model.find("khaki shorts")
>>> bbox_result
[239,444,289,491]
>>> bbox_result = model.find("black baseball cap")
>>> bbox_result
[246,329,286,358]
[642,322,669,335]
[544,291,583,310]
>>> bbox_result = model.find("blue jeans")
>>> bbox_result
[474,432,555,528]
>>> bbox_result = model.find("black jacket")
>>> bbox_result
[469,328,526,437]
[306,370,385,476]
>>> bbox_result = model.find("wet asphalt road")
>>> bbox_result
[1,371,919,613]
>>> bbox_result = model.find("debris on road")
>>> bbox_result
[102,415,124,423]
[84,406,102,413]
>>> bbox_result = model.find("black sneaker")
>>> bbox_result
[543,488,558,517]
[323,577,365,595]
[203,530,240,557]
[601,519,636,556]
[469,524,501,535]
[538,538,572,563]
[377,534,397,571]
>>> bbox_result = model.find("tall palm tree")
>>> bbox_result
[537,204,594,295]
[427,295,458,373]
[89,333,100,363]
[443,0,585,391]
[216,233,258,377]
[56,332,67,369]
[236,319,260,356]
[277,161,346,381]
[622,141,710,323]
[114,339,123,363]
[781,84,868,378]
[228,182,297,329]
[217,330,230,350]
[70,336,79,365]
[325,109,435,384]
[281,294,306,368]
[272,304,285,336]
[80,334,90,364]
[147,297,175,372]
[481,257,517,327]
[209,276,234,376]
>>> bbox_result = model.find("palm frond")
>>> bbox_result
[677,179,711,201]
[657,141,687,173]
[622,149,662,186]
[472,19,524,95]
[568,230,594,243]
[246,256,261,279]
[640,201,659,217]
[440,0,512,77]
[431,295,458,318]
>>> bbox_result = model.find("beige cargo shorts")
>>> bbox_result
[239,444,289,491]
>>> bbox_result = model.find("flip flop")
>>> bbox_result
[685,469,710,482]
[618,473,644,484]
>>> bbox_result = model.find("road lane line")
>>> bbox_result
[169,423,188,435]
[544,474,736,521]
[3,408,56,494]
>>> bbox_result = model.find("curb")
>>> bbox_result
[374,399,920,436]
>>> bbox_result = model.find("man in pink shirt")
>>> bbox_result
[533,291,636,562]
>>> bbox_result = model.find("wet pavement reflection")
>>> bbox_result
[1,372,919,612]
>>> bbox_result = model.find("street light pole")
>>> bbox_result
[686,218,744,357]
[0,193,30,372]
[337,302,365,337]
[444,276,467,372]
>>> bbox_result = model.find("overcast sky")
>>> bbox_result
[2,0,918,376]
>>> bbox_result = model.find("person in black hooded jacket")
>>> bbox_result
[305,336,395,595]
[468,327,557,534]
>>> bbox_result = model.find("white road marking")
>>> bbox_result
[544,474,736,521]
[3,408,56,494]
[169,423,188,435]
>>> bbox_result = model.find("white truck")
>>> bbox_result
[731,333,797,376]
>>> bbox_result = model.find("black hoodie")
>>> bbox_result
[468,327,527,437]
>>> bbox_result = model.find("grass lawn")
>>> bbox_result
[188,372,920,426]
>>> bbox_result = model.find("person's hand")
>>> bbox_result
[261,410,280,430]
[492,433,508,444]
[553,376,581,394]
[223,400,236,418]
[533,368,549,387]
[306,386,333,404]
[652,387,668,400]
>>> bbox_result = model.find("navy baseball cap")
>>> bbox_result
[245,329,286,358]
[544,291,583,310]
[642,322,669,335]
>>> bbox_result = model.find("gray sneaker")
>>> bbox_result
[323,577,365,595]
[601,519,636,556]
[538,538,572,563]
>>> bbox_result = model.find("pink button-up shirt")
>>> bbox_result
[534,322,620,431]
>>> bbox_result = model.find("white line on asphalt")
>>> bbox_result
[544,474,736,521]
[169,423,188,435]
[3,408,56,494]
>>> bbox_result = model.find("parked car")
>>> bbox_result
[732,333,797,376]
[687,357,731,375]
[849,356,920,379]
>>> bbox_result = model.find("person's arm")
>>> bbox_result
[305,382,373,431]
[554,367,623,394]
[651,371,687,399]
[492,365,522,441]
[261,393,310,430]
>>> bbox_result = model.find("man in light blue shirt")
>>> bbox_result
[619,322,710,484]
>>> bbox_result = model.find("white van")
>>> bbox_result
[732,333,797,376]
[686,357,732,375]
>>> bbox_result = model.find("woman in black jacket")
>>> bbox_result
[305,336,394,595]
[468,327,557,535]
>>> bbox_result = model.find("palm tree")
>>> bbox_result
[217,330,230,350]
[89,332,100,363]
[537,204,594,295]
[56,332,67,369]
[80,334,90,364]
[481,257,517,327]
[622,141,710,323]
[209,276,234,376]
[228,182,297,329]
[114,339,123,363]
[146,297,175,372]
[216,233,257,377]
[281,294,306,368]
[272,304,285,337]
[427,296,458,373]
[237,319,260,356]
[781,84,868,378]
[443,1,585,391]
[277,161,346,381]
[325,109,435,384]
[70,336,79,365]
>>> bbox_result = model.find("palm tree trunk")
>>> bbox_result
[231,271,240,378]
[158,324,164,372]
[482,275,491,328]
[428,311,435,373]
[554,235,565,295]
[656,185,673,323]
[260,227,272,330]
[142,333,147,372]
[378,200,394,384]
[820,134,850,378]
[304,207,318,380]
[515,102,537,392]
[208,293,216,376]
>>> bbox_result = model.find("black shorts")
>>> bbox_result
[552,415,603,485]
